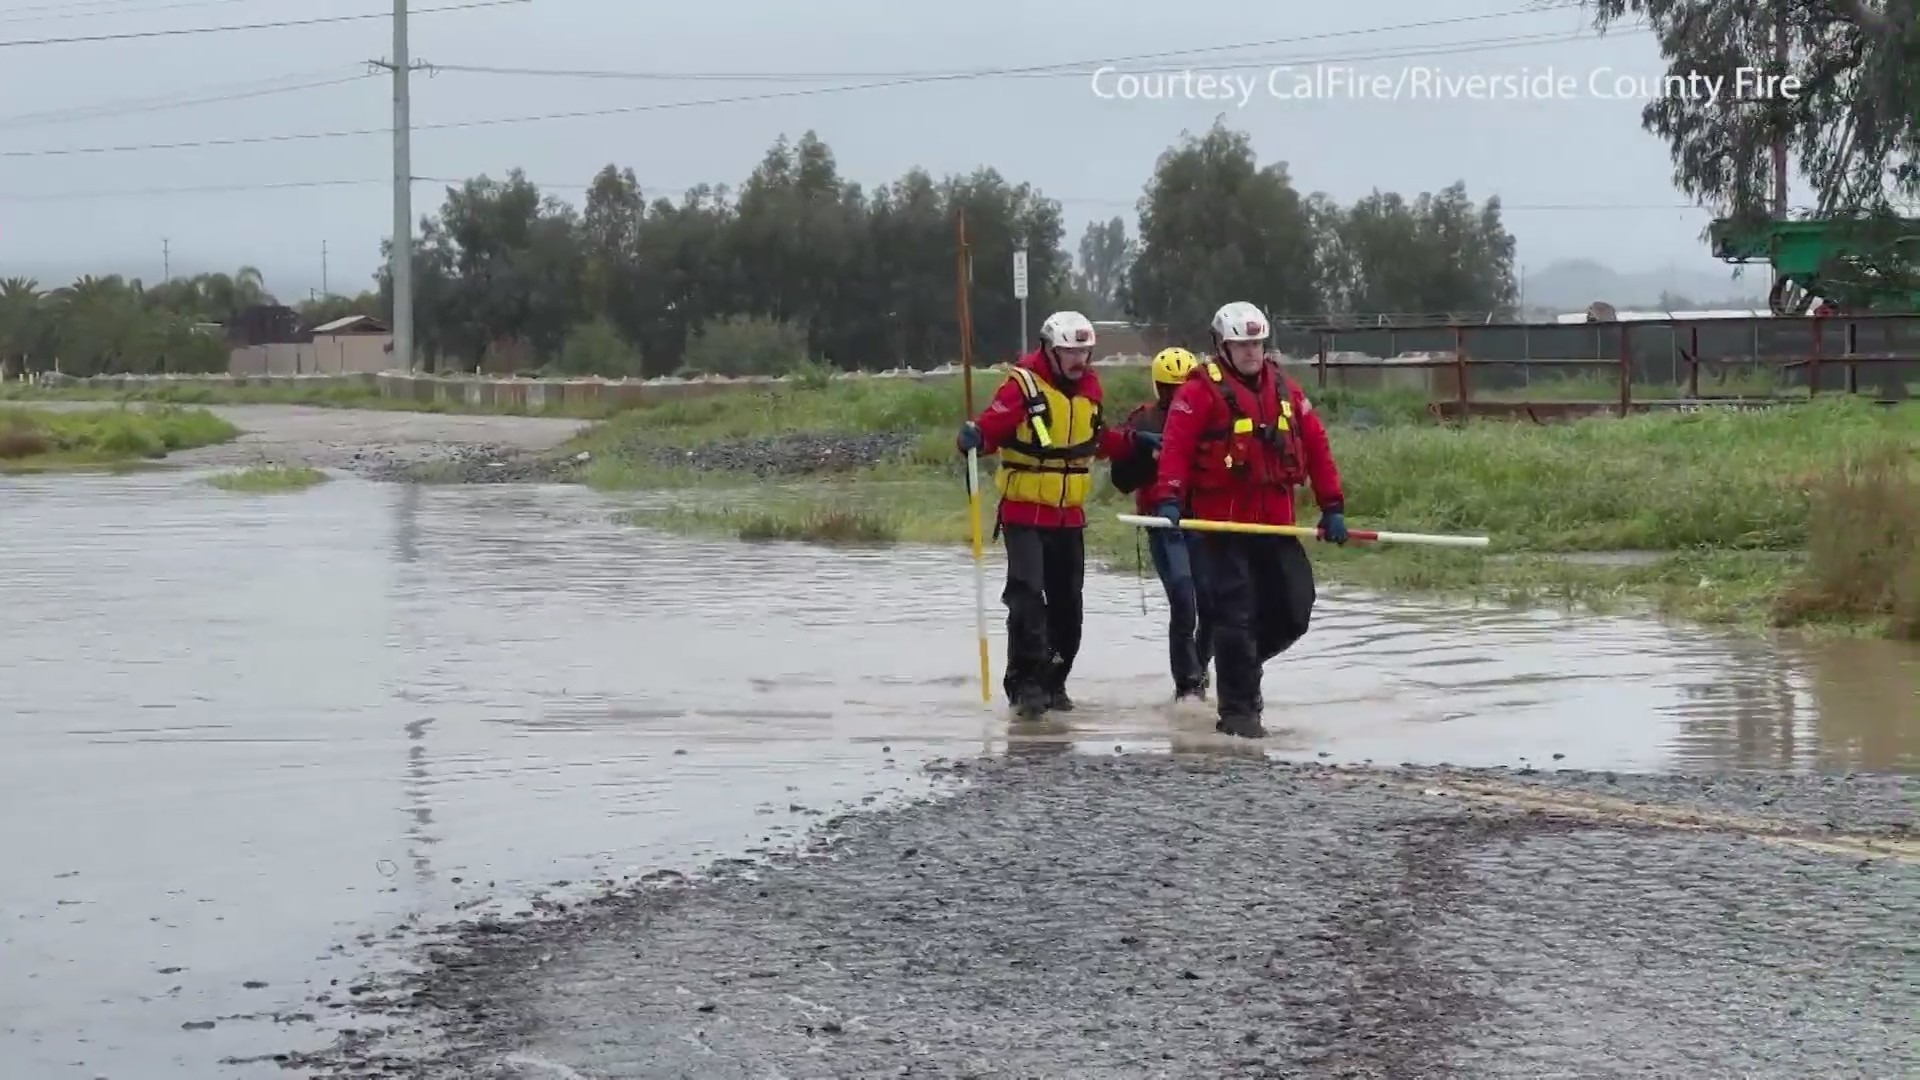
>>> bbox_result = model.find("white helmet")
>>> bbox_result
[1211,301,1269,343]
[1038,311,1097,350]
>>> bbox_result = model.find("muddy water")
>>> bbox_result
[1,472,1914,1077]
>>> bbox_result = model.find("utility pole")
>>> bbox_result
[376,0,418,372]
[321,240,329,298]
[162,238,170,280]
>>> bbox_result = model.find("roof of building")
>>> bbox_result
[311,314,389,334]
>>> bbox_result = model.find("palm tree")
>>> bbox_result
[0,277,46,377]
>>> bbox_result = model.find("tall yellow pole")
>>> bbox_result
[956,210,990,703]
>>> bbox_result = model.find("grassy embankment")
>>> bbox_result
[568,367,1920,639]
[0,378,620,418]
[0,405,239,471]
[206,464,329,491]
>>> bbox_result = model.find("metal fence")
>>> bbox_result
[1268,314,1920,418]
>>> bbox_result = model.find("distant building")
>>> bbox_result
[309,314,388,337]
[230,312,393,376]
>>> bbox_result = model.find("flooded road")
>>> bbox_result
[1,471,1915,1077]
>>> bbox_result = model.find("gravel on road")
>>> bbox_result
[284,756,1920,1079]
[635,431,919,479]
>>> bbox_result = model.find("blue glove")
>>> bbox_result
[956,421,983,454]
[1319,510,1348,544]
[1133,430,1162,451]
[1155,499,1181,528]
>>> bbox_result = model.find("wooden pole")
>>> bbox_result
[957,210,976,415]
[956,209,989,704]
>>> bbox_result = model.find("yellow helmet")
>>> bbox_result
[1150,347,1198,387]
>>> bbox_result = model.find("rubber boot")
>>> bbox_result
[1014,685,1050,722]
[1043,656,1074,712]
[1215,708,1266,739]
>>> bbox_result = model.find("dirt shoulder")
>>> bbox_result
[285,756,1918,1079]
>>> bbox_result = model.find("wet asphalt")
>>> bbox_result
[291,755,1918,1079]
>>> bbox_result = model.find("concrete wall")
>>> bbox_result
[47,313,1920,406]
[36,359,1452,410]
[49,372,380,392]
[229,334,393,376]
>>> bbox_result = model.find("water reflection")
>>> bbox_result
[1658,633,1919,773]
[1799,638,1920,770]
[393,484,439,887]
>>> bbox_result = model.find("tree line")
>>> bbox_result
[383,120,1517,376]
[5,120,1520,378]
[0,269,379,379]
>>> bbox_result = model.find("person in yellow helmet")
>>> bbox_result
[1110,346,1214,701]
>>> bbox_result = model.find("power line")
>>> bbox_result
[0,0,526,48]
[0,0,268,25]
[0,177,381,200]
[429,3,1596,83]
[0,173,1713,213]
[437,30,1607,82]
[1,25,1644,160]
[0,70,373,131]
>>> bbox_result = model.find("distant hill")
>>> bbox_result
[1523,258,1766,312]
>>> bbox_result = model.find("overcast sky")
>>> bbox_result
[0,0,1800,302]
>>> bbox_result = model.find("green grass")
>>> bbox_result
[206,464,329,492]
[0,405,240,471]
[579,373,1920,638]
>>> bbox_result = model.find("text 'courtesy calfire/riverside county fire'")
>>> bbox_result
[1088,64,1806,107]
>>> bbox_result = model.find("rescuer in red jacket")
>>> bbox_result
[956,311,1156,720]
[1147,301,1347,738]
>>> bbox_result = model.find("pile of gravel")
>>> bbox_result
[352,431,923,486]
[642,431,920,478]
[354,445,585,485]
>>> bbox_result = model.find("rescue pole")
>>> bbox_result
[957,210,991,703]
[1116,513,1490,548]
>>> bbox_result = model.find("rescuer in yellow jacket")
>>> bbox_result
[955,311,1156,719]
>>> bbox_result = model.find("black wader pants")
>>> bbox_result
[1198,533,1316,719]
[1000,523,1085,704]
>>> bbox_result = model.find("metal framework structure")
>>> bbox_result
[1278,312,1920,420]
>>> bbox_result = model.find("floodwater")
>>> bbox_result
[0,472,1914,1078]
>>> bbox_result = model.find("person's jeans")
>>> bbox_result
[1147,529,1214,692]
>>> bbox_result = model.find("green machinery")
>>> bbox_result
[1709,216,1920,315]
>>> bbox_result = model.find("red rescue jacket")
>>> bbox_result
[1149,358,1343,526]
[969,348,1134,528]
